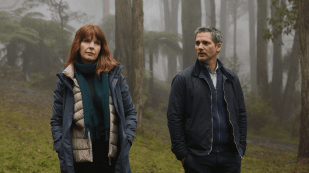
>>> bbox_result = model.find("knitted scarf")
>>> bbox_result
[74,60,110,141]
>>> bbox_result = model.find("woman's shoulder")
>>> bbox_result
[109,64,123,76]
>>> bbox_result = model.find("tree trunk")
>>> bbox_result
[219,0,227,63]
[103,0,110,20]
[205,0,210,26]
[210,0,216,27]
[167,0,179,82]
[182,0,201,69]
[282,31,299,121]
[164,0,171,82]
[233,0,238,56]
[271,1,283,121]
[149,52,154,95]
[256,0,269,100]
[163,0,171,31]
[248,0,257,94]
[204,0,215,27]
[6,40,18,68]
[131,0,143,130]
[114,0,132,92]
[297,0,309,160]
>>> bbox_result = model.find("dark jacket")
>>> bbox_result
[51,64,137,173]
[167,59,247,160]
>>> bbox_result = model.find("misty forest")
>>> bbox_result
[0,0,309,172]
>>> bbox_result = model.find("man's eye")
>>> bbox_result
[196,42,200,45]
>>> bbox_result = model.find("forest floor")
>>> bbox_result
[0,78,308,172]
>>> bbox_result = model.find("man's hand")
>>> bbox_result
[181,157,186,165]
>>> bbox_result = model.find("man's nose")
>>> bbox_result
[198,43,203,49]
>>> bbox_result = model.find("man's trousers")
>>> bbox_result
[183,148,242,173]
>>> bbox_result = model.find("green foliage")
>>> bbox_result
[263,0,298,42]
[225,55,249,93]
[0,8,72,87]
[144,31,182,60]
[0,86,308,172]
[246,93,299,144]
[0,11,40,44]
[23,0,88,30]
[246,93,274,134]
[143,69,170,112]
[0,66,24,82]
[290,109,301,140]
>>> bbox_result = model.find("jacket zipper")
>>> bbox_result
[223,78,242,158]
[199,76,213,154]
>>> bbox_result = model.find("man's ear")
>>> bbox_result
[216,43,222,53]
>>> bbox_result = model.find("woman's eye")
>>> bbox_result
[95,42,100,45]
[83,39,90,42]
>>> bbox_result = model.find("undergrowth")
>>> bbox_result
[0,95,308,172]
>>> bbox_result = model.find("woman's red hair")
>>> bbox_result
[64,24,118,78]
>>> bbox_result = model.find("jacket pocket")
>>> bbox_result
[55,143,62,154]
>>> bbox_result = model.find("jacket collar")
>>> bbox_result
[191,58,235,81]
[62,64,80,87]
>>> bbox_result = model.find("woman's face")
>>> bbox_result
[79,36,101,64]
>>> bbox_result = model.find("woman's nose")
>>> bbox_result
[89,41,94,47]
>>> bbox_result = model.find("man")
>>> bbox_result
[167,26,247,173]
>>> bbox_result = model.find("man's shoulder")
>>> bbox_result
[221,66,239,81]
[177,64,195,78]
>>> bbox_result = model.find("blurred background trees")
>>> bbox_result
[0,0,308,161]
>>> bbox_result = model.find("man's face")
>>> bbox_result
[195,32,221,63]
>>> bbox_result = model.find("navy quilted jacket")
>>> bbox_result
[51,64,137,173]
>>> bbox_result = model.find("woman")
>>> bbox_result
[51,24,137,173]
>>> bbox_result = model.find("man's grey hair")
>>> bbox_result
[195,26,223,45]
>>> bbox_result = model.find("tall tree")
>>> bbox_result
[262,0,299,122]
[144,31,182,99]
[248,0,257,94]
[297,0,309,160]
[163,0,171,31]
[219,0,227,63]
[232,0,238,56]
[23,0,88,30]
[182,0,201,69]
[114,0,133,91]
[228,0,247,57]
[164,0,180,82]
[282,31,299,121]
[103,0,110,20]
[271,0,284,120]
[257,0,269,100]
[204,0,216,27]
[132,0,143,130]
[209,0,216,27]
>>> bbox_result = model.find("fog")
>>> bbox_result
[0,0,306,171]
